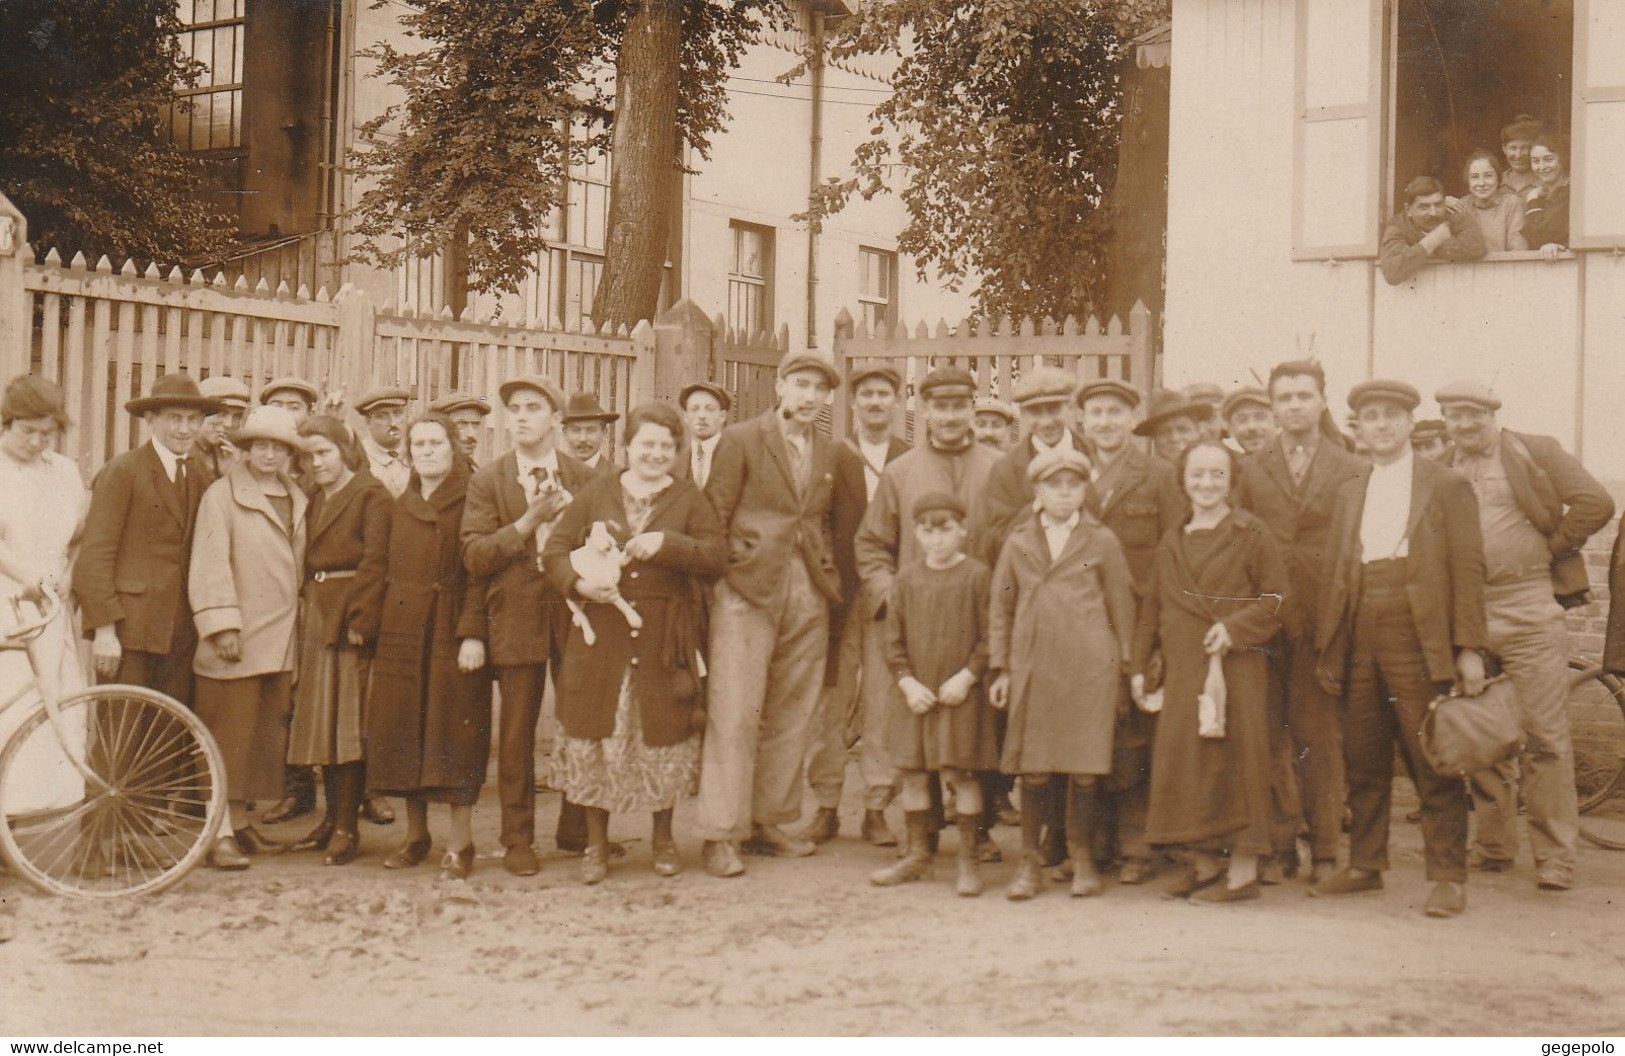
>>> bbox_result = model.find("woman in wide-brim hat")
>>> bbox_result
[189,405,309,869]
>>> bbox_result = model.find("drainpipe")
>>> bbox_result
[805,11,825,351]
[317,0,337,285]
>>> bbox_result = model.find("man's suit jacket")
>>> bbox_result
[461,448,598,668]
[1488,430,1615,605]
[74,441,214,655]
[831,435,912,606]
[1316,455,1488,692]
[1236,436,1369,641]
[1085,444,1188,599]
[704,411,841,607]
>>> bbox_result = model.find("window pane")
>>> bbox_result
[190,92,213,148]
[177,0,196,24]
[584,183,607,251]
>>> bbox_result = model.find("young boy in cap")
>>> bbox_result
[1314,379,1487,917]
[679,382,731,488]
[560,392,619,470]
[354,386,413,496]
[989,447,1137,901]
[869,491,996,896]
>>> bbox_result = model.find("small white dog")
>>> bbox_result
[566,521,644,645]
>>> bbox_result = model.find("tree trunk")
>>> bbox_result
[592,0,682,330]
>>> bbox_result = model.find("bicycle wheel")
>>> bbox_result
[1569,659,1625,849]
[0,685,226,897]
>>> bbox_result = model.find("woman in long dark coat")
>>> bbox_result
[360,413,492,881]
[542,402,725,884]
[1131,440,1288,904]
[286,416,391,865]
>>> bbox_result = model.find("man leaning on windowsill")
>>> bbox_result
[1379,175,1487,285]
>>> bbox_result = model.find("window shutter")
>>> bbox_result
[1292,0,1387,260]
[1572,0,1625,249]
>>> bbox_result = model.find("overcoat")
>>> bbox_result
[1085,444,1188,598]
[989,512,1137,775]
[542,473,726,746]
[461,449,599,668]
[1235,436,1369,642]
[189,464,308,679]
[74,441,214,654]
[360,465,493,800]
[1132,510,1287,854]
[827,435,911,682]
[1315,456,1487,693]
[302,471,392,647]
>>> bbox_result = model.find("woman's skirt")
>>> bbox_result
[195,672,292,802]
[287,597,367,766]
[549,671,698,815]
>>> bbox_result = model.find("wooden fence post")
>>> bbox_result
[830,307,855,441]
[652,298,714,404]
[332,283,376,401]
[1128,299,1154,390]
[0,193,30,380]
[630,319,656,404]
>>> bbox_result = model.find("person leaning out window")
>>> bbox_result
[1454,149,1528,253]
[1524,131,1571,262]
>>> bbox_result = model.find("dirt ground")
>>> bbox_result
[4,769,1625,1037]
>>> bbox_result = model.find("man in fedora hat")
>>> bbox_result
[679,381,731,488]
[696,352,846,877]
[1135,388,1213,465]
[560,391,619,472]
[430,392,491,466]
[354,386,412,497]
[75,372,223,705]
[1438,379,1613,891]
[197,375,251,477]
[1314,379,1487,918]
[1235,360,1368,884]
[461,374,601,875]
[801,363,912,848]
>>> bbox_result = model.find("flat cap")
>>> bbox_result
[1347,379,1420,413]
[1013,366,1077,408]
[1027,446,1093,483]
[429,392,491,417]
[260,376,320,406]
[1133,388,1215,437]
[1182,382,1225,408]
[777,352,840,388]
[1076,378,1143,410]
[1221,386,1271,420]
[848,363,902,393]
[498,375,565,412]
[679,381,732,411]
[1434,380,1502,412]
[354,385,411,414]
[562,391,619,423]
[973,396,1016,422]
[200,375,252,409]
[911,491,967,522]
[918,365,976,401]
[1411,418,1448,444]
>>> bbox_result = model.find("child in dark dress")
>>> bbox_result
[870,493,997,896]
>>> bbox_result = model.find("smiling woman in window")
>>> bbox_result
[1524,132,1571,261]
[1454,149,1528,253]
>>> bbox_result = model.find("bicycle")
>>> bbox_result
[0,587,227,897]
[1569,656,1625,850]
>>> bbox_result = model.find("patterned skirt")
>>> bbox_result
[286,596,368,766]
[549,671,698,815]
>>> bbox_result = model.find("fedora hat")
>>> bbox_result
[126,372,223,416]
[1133,388,1214,437]
[230,405,303,450]
[561,391,620,424]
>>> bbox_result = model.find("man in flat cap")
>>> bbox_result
[1235,360,1368,883]
[679,381,731,488]
[560,391,619,472]
[1181,383,1227,444]
[354,386,412,497]
[261,376,321,425]
[76,372,222,710]
[1134,388,1212,465]
[1411,419,1452,463]
[197,376,251,478]
[856,365,1005,858]
[461,375,600,875]
[799,364,912,847]
[972,397,1016,452]
[1438,379,1613,891]
[971,365,1086,569]
[1313,379,1487,917]
[1073,376,1187,885]
[1221,387,1276,455]
[697,352,846,877]
[430,392,491,466]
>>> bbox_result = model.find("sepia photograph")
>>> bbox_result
[1,0,1624,1040]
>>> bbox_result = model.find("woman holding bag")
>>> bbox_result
[1131,440,1288,904]
[542,402,725,885]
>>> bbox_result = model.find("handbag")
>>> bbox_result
[1418,675,1523,777]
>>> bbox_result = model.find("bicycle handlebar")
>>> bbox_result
[5,584,62,644]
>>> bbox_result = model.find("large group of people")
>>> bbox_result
[1381,114,1572,284]
[0,340,1618,930]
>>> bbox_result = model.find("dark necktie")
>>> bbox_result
[175,455,188,491]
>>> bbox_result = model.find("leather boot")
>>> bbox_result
[291,768,339,852]
[1006,853,1044,901]
[955,815,983,897]
[861,809,898,848]
[1066,781,1104,897]
[870,811,933,886]
[1039,777,1069,867]
[798,806,840,845]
